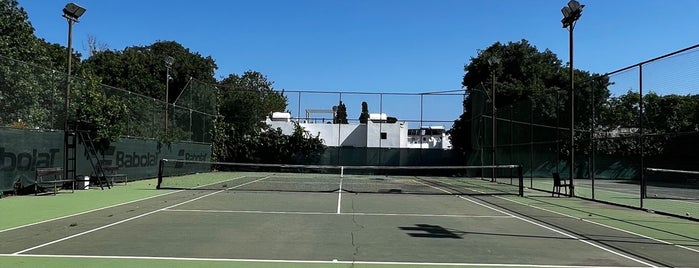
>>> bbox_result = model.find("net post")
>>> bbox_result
[517,165,524,196]
[156,159,166,189]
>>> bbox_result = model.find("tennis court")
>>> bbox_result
[2,165,698,268]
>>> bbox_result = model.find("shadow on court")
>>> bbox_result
[1,186,697,267]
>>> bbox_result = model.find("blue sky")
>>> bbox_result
[18,0,699,126]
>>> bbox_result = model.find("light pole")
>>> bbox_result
[164,56,174,135]
[561,0,583,197]
[488,56,500,182]
[62,3,86,183]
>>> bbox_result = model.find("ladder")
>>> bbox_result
[65,128,78,190]
[76,130,111,189]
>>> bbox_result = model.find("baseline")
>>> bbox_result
[0,253,650,268]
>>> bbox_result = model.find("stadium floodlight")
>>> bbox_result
[164,56,175,134]
[62,3,86,21]
[561,0,584,197]
[63,2,86,186]
[561,7,571,18]
[561,1,583,28]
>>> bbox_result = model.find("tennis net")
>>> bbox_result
[156,159,524,196]
[645,168,699,200]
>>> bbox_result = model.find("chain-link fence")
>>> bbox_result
[281,90,464,166]
[284,90,464,127]
[470,44,699,219]
[0,55,215,143]
[0,55,65,130]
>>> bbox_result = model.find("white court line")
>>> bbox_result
[0,254,650,268]
[498,195,699,255]
[164,209,512,218]
[0,175,248,234]
[0,191,175,234]
[336,176,343,214]
[11,176,270,255]
[573,184,699,205]
[412,179,658,268]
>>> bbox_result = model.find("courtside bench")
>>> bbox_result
[101,164,128,185]
[35,167,74,195]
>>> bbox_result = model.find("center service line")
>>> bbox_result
[336,174,344,214]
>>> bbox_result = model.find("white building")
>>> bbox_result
[407,126,452,149]
[265,112,451,149]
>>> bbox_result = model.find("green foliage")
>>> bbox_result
[2,1,321,164]
[463,40,566,111]
[83,41,217,101]
[217,71,287,138]
[359,101,369,123]
[334,101,348,124]
[0,0,41,61]
[71,72,128,152]
[213,71,328,163]
[592,90,699,156]
[0,55,64,129]
[643,93,699,133]
[211,114,230,162]
[0,0,63,128]
[454,40,610,157]
[37,39,82,72]
[447,105,471,164]
[217,123,325,164]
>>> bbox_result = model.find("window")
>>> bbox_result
[380,132,387,139]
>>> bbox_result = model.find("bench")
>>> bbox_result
[100,164,128,185]
[552,172,571,197]
[35,167,74,195]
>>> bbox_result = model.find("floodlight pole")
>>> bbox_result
[164,56,174,135]
[62,3,85,184]
[488,57,500,182]
[568,25,575,197]
[562,0,583,197]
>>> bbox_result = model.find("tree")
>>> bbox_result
[448,106,471,162]
[217,71,287,137]
[70,72,128,152]
[0,0,56,128]
[215,71,287,162]
[452,39,609,158]
[462,40,571,121]
[213,71,326,163]
[359,101,370,123]
[87,35,109,57]
[83,41,218,101]
[595,90,699,157]
[37,39,82,72]
[334,101,348,124]
[0,0,43,61]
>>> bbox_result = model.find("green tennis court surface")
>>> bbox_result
[1,173,698,268]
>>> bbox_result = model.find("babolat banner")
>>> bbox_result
[0,128,63,193]
[0,127,211,193]
[98,137,211,182]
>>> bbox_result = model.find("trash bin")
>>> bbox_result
[78,176,90,190]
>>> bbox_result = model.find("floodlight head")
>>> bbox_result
[63,3,86,21]
[164,56,175,67]
[567,0,584,12]
[561,0,583,28]
[561,6,571,18]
